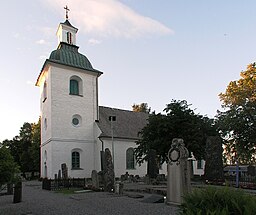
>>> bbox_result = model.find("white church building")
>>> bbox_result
[36,14,169,179]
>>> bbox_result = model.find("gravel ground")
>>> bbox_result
[0,181,178,215]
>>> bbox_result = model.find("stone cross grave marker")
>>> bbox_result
[166,138,191,205]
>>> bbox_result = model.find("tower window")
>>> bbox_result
[126,148,135,169]
[72,118,79,126]
[72,151,80,169]
[70,79,79,95]
[72,114,82,127]
[44,118,47,130]
[67,32,72,44]
[43,81,47,102]
[69,76,83,96]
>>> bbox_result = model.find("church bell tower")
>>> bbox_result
[36,7,103,179]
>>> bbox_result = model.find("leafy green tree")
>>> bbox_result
[0,146,19,186]
[2,137,22,168]
[3,119,41,177]
[19,122,33,173]
[218,63,256,163]
[135,100,217,164]
[132,103,151,113]
[30,119,41,174]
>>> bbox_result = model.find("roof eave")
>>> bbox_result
[35,59,50,86]
[49,60,103,76]
[98,134,140,141]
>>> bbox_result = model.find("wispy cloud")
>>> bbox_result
[44,0,173,39]
[26,80,34,86]
[13,33,20,39]
[88,38,102,45]
[39,27,56,38]
[36,39,47,45]
[39,55,47,60]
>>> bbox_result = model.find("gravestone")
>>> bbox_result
[97,171,104,188]
[103,148,115,192]
[115,181,124,194]
[204,136,224,182]
[58,170,61,179]
[147,149,159,179]
[91,170,99,189]
[7,183,13,195]
[166,138,191,205]
[13,181,22,203]
[61,163,68,179]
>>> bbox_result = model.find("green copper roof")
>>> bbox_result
[48,42,101,73]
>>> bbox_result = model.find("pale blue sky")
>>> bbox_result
[1,0,256,141]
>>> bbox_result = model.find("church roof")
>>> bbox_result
[48,42,102,74]
[97,106,149,140]
[61,19,78,31]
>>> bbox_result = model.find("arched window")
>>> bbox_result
[72,151,80,169]
[43,81,47,102]
[70,79,79,95]
[126,148,135,169]
[69,76,83,96]
[44,118,47,130]
[67,32,72,44]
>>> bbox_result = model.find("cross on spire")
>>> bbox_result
[64,5,70,20]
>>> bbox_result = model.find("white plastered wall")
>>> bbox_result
[39,62,100,178]
[99,137,167,177]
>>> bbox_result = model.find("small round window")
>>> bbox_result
[72,118,79,126]
[72,114,82,127]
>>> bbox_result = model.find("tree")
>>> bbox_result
[0,146,19,186]
[3,119,41,177]
[19,122,33,173]
[218,63,256,164]
[132,103,151,113]
[135,100,217,164]
[30,119,41,174]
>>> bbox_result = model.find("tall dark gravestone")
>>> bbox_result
[61,163,68,179]
[103,148,115,192]
[147,149,159,179]
[204,136,224,182]
[13,181,22,203]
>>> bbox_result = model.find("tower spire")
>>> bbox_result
[64,5,70,20]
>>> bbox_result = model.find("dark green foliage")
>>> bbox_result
[135,100,217,164]
[2,118,41,177]
[180,186,256,215]
[217,107,256,164]
[0,146,19,186]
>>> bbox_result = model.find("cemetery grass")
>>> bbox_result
[179,186,256,215]
[54,188,82,194]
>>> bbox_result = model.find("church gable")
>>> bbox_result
[97,106,148,140]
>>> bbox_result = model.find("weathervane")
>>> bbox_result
[64,5,70,20]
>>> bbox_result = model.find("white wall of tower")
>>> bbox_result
[50,64,98,141]
[39,62,100,178]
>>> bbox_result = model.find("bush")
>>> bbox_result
[180,186,256,215]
